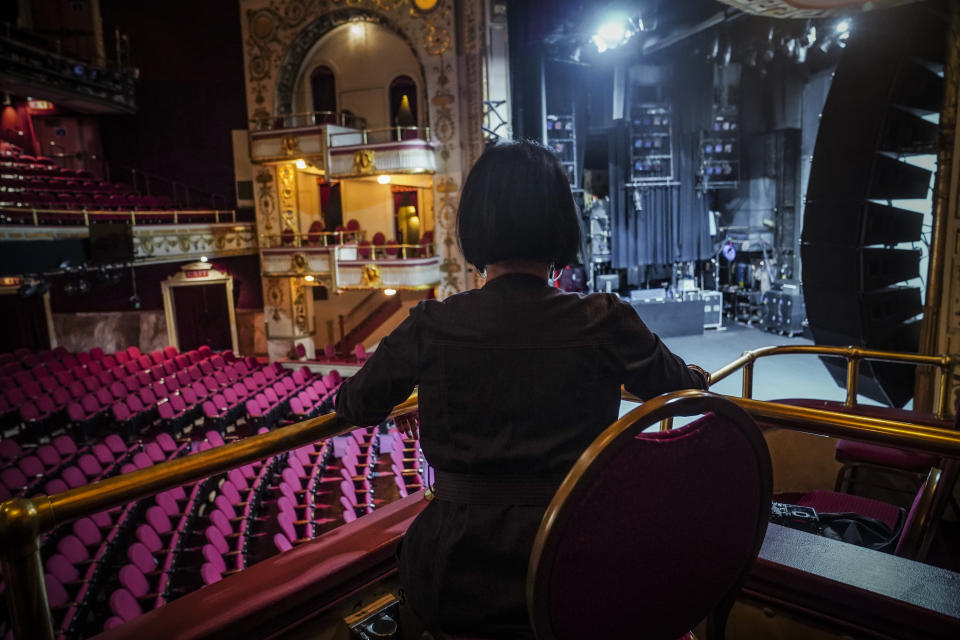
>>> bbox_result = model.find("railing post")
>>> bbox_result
[935,363,951,420]
[173,211,178,225]
[82,209,88,226]
[215,210,220,223]
[362,129,368,144]
[742,359,754,399]
[31,209,37,227]
[845,355,860,408]
[659,417,673,432]
[0,498,55,640]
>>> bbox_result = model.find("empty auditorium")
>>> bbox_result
[0,0,958,638]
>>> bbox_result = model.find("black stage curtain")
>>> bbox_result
[610,58,711,269]
[0,294,50,352]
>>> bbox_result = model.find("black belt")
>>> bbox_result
[433,469,566,506]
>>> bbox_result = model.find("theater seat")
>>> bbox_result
[526,391,772,640]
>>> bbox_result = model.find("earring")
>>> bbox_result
[478,269,487,280]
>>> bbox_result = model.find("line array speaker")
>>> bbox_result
[800,3,945,407]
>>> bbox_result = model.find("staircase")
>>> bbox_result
[335,295,403,357]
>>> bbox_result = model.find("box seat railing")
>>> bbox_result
[79,388,960,640]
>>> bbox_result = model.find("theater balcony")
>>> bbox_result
[0,211,257,265]
[326,127,438,179]
[0,28,136,114]
[259,231,439,293]
[247,114,437,177]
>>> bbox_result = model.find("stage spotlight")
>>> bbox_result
[591,13,635,53]
[802,23,817,47]
[835,20,850,34]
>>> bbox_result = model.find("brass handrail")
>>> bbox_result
[706,345,954,420]
[0,206,238,227]
[329,126,432,146]
[260,230,363,248]
[0,393,419,640]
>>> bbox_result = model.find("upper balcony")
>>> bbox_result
[0,28,136,114]
[247,113,437,178]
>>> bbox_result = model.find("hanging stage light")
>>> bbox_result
[591,13,638,53]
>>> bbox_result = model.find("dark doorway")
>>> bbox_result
[311,66,337,119]
[172,285,231,351]
[0,293,51,352]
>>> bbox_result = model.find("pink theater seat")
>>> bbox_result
[109,588,143,622]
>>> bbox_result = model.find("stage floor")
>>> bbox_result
[621,320,890,422]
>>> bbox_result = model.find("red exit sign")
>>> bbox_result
[184,270,208,279]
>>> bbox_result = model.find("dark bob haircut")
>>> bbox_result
[457,139,582,272]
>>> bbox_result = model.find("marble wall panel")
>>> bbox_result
[53,311,167,354]
[237,310,267,357]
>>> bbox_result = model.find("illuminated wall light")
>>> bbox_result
[304,275,315,282]
[377,174,391,184]
[383,288,397,296]
[295,159,307,169]
[200,256,209,262]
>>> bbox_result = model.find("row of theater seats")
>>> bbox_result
[0,344,224,444]
[0,346,366,638]
[296,341,368,365]
[0,343,341,483]
[0,146,179,222]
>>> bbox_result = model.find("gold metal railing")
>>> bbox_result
[328,126,433,146]
[354,242,437,260]
[260,230,364,248]
[0,206,238,227]
[0,394,419,640]
[707,345,954,420]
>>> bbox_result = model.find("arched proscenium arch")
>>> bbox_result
[275,8,429,124]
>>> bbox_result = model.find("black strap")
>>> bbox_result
[434,469,566,506]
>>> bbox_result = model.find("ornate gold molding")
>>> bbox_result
[352,149,377,175]
[361,263,383,286]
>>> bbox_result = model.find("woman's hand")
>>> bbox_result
[687,364,712,387]
[395,413,421,440]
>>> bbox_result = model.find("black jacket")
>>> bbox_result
[335,273,708,635]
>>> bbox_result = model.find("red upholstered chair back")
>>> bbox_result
[527,391,772,640]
